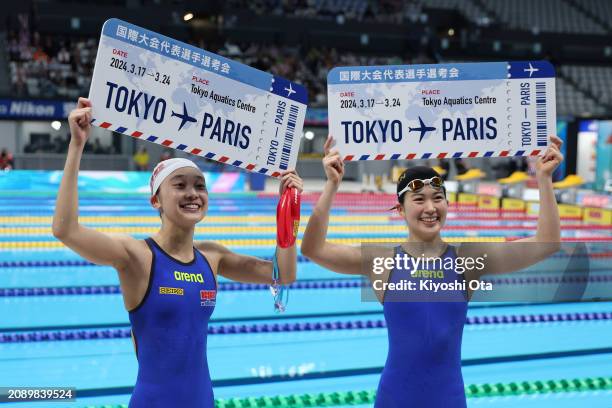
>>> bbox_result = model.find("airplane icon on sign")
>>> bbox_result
[284,83,296,97]
[409,116,436,142]
[171,102,197,131]
[524,63,539,77]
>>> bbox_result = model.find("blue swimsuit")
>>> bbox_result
[128,238,217,408]
[376,245,468,407]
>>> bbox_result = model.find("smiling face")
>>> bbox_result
[150,167,208,227]
[398,185,448,242]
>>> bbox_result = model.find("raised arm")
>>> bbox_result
[52,97,133,270]
[301,136,362,275]
[196,170,302,284]
[462,135,564,278]
[528,135,563,244]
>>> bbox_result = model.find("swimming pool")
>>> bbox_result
[0,190,610,407]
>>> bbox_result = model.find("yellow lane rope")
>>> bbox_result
[0,225,416,235]
[0,237,506,249]
[0,215,391,224]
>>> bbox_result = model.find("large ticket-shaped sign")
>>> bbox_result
[327,61,555,161]
[89,19,307,177]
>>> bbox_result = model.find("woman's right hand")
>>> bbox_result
[323,136,344,186]
[68,97,92,147]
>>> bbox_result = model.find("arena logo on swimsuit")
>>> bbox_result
[174,271,204,283]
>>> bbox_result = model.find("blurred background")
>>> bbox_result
[0,0,610,193]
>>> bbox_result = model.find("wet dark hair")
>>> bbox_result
[396,166,446,204]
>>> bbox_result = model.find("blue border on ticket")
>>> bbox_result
[102,18,308,105]
[328,61,555,84]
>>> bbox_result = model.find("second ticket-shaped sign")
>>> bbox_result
[327,61,556,161]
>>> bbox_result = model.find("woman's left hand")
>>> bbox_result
[279,170,304,195]
[536,135,564,179]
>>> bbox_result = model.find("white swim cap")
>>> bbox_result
[149,158,203,195]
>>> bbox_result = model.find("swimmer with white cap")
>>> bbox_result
[52,98,303,408]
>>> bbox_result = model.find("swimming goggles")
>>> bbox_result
[397,176,444,196]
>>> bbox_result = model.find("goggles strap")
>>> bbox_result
[270,248,289,313]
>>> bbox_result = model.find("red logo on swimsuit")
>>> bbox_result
[200,290,216,307]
